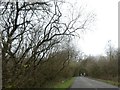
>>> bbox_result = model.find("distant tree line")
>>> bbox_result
[78,42,118,84]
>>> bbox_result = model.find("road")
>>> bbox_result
[70,77,119,90]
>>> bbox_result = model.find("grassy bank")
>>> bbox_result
[97,79,120,86]
[87,76,119,86]
[54,77,75,89]
[88,77,119,87]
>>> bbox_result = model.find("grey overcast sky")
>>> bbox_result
[65,0,118,56]
[1,0,118,56]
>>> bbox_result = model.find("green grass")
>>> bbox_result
[54,77,75,90]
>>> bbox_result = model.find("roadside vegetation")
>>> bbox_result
[1,0,94,88]
[96,79,120,86]
[54,77,75,89]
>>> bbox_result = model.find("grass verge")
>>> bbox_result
[97,79,120,86]
[87,77,120,86]
[54,77,75,90]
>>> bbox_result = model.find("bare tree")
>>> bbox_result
[0,0,94,88]
[105,40,116,61]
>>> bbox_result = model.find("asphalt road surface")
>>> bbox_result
[70,77,119,90]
